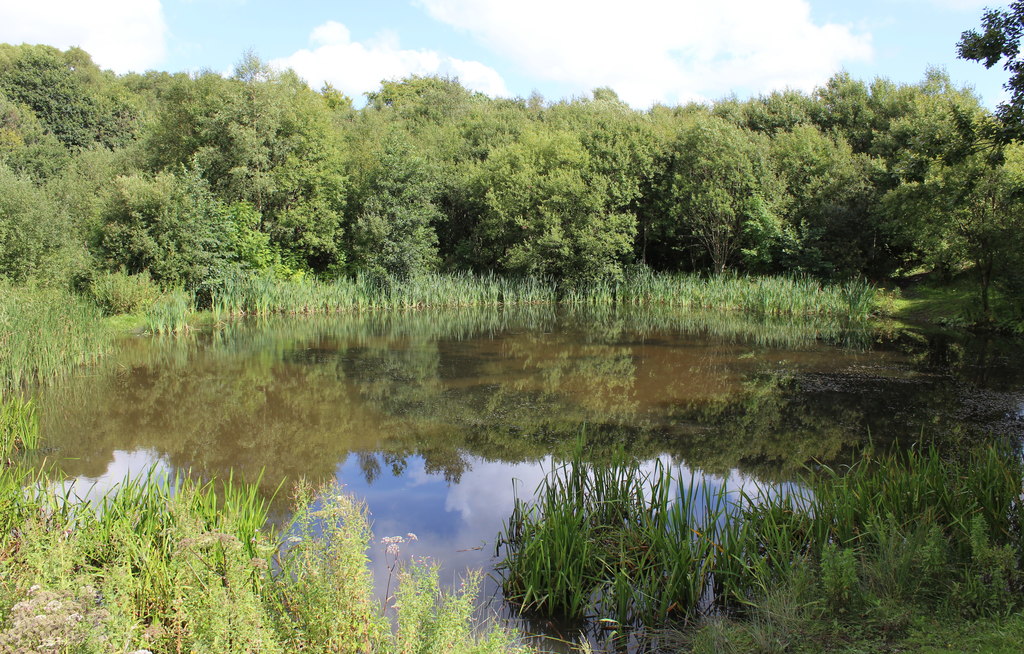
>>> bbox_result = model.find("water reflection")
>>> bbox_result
[38,307,1024,491]
[33,306,1024,622]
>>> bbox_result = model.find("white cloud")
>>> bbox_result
[273,20,510,101]
[0,0,167,73]
[414,0,873,107]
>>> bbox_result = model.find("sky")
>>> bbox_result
[0,0,1013,109]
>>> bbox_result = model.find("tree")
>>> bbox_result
[925,149,1024,321]
[653,114,781,274]
[768,125,875,277]
[958,1,1024,142]
[347,136,441,279]
[470,123,636,283]
[144,54,348,274]
[0,44,138,150]
[0,90,69,179]
[96,169,235,288]
[0,163,71,282]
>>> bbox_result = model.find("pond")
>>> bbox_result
[33,305,1024,638]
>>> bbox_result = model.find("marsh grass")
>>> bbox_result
[211,272,558,319]
[498,454,751,626]
[0,394,39,461]
[143,288,195,334]
[564,270,877,319]
[206,270,878,323]
[0,285,112,388]
[498,440,1024,638]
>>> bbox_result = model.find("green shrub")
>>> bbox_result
[821,544,861,615]
[88,269,160,315]
[271,481,385,652]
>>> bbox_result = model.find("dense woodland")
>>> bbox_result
[1,39,1023,323]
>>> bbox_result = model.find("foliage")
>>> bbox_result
[652,114,781,273]
[0,41,1018,327]
[470,123,637,284]
[96,168,236,288]
[0,44,138,150]
[498,442,1024,636]
[958,1,1024,143]
[347,135,441,278]
[0,163,71,283]
[0,467,529,654]
[87,269,161,315]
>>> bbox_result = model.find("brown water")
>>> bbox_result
[33,305,1024,639]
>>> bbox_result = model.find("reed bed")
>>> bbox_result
[0,285,112,388]
[211,272,559,319]
[0,394,39,461]
[498,441,1024,631]
[206,270,877,323]
[564,269,877,319]
[143,288,195,335]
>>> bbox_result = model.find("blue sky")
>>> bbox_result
[0,0,1012,109]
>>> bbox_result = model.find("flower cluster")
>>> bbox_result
[381,533,418,558]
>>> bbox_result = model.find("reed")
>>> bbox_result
[0,285,112,388]
[498,440,1024,632]
[0,394,40,461]
[498,453,752,626]
[206,270,877,323]
[143,288,195,334]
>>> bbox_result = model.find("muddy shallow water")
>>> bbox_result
[32,305,1024,639]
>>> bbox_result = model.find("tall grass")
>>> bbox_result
[565,269,877,319]
[0,394,39,461]
[0,467,528,654]
[498,440,1024,632]
[143,288,195,334]
[206,270,877,323]
[498,453,752,626]
[0,285,112,388]
[210,272,559,319]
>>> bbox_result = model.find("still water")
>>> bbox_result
[33,305,1024,632]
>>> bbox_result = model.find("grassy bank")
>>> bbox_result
[884,271,1024,333]
[498,442,1024,650]
[0,462,527,653]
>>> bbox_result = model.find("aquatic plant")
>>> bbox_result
[206,270,878,323]
[143,288,195,334]
[498,441,1024,632]
[0,394,39,461]
[0,285,112,388]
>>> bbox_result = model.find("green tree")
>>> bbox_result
[769,125,876,277]
[96,169,235,288]
[144,54,348,273]
[347,136,441,278]
[0,91,69,179]
[653,114,781,273]
[0,44,137,150]
[958,1,1024,142]
[922,148,1024,321]
[0,163,71,283]
[470,123,636,283]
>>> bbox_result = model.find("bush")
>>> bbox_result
[88,269,160,315]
